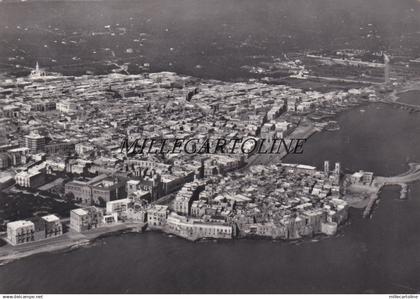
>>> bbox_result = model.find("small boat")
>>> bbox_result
[325,121,340,132]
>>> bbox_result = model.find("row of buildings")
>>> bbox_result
[6,215,63,246]
[0,68,374,243]
[68,161,352,241]
[6,157,370,246]
[69,201,234,241]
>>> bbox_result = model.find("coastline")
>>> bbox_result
[2,81,420,266]
[2,161,420,265]
[0,222,146,265]
[0,221,348,266]
[385,81,420,103]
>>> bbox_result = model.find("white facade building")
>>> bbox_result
[7,220,35,245]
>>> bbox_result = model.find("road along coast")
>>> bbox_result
[0,222,146,265]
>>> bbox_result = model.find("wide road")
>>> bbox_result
[246,121,318,167]
[375,163,420,185]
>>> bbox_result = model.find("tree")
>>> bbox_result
[97,197,106,208]
[63,192,75,202]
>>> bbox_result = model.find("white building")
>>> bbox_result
[7,220,35,245]
[147,205,168,228]
[15,170,46,188]
[6,214,63,246]
[102,213,118,225]
[56,101,78,114]
[320,222,338,236]
[126,180,141,195]
[166,212,233,241]
[106,198,131,218]
[24,132,45,152]
[75,143,95,156]
[70,208,89,232]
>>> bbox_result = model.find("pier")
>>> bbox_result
[362,193,379,218]
[378,99,420,113]
[400,184,408,200]
[361,163,420,217]
[374,163,420,185]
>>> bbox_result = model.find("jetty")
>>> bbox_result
[362,163,420,217]
[378,100,420,113]
[362,193,379,218]
[374,163,420,185]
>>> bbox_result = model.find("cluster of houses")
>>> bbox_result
[6,214,63,246]
[6,159,371,246]
[1,69,379,247]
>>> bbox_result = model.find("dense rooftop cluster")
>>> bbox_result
[0,68,376,241]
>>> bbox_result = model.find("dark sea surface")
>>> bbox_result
[0,0,420,79]
[397,90,420,106]
[284,103,420,176]
[1,102,420,293]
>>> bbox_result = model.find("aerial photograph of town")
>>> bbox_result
[0,0,420,296]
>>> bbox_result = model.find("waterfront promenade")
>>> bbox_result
[0,222,146,264]
[374,163,420,185]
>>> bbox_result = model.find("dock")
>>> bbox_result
[361,163,420,217]
[363,193,380,218]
